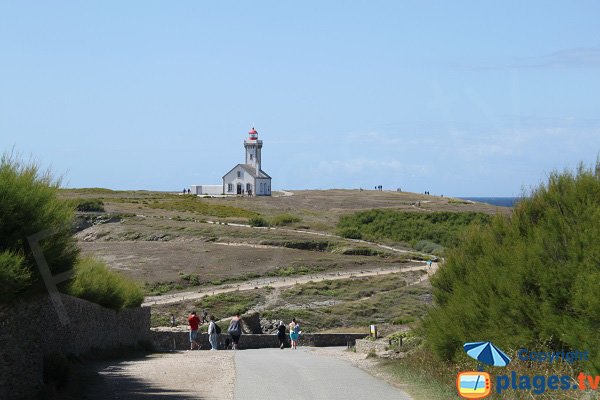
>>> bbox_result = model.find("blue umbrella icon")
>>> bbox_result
[464,341,511,367]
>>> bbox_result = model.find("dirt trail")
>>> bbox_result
[143,263,438,307]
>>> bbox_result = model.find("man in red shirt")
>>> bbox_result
[188,311,201,350]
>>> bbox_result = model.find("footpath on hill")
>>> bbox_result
[144,222,437,307]
[143,263,437,307]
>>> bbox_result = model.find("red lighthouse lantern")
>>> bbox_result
[249,127,258,141]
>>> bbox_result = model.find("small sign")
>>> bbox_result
[369,325,377,339]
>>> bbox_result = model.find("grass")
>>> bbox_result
[151,272,431,331]
[146,264,336,294]
[280,273,412,302]
[144,282,183,296]
[150,290,266,327]
[194,291,265,318]
[380,345,600,400]
[379,352,457,400]
[148,195,258,219]
[263,278,431,332]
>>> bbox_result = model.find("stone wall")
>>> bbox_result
[151,329,366,352]
[0,294,150,400]
[355,338,390,354]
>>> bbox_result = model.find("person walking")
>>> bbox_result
[228,313,243,350]
[188,311,201,350]
[289,318,301,350]
[277,321,287,349]
[208,315,219,350]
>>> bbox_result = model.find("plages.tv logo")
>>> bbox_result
[457,341,511,399]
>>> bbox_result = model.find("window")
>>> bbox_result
[227,183,233,192]
[250,154,253,160]
[237,171,241,178]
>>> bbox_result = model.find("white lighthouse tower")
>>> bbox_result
[222,127,272,196]
[244,127,262,176]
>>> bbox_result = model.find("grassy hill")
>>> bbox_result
[62,189,510,332]
[63,189,508,291]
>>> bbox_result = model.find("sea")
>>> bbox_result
[459,197,521,208]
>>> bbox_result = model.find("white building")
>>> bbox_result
[223,128,272,196]
[190,185,222,195]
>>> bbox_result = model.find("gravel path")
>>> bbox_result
[233,348,412,400]
[87,351,235,400]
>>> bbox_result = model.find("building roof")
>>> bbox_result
[223,164,272,179]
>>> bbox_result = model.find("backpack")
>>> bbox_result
[214,323,222,335]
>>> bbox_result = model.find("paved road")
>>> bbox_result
[234,348,412,400]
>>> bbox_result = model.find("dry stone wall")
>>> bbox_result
[151,329,366,351]
[0,294,150,400]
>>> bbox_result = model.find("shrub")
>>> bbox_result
[413,240,445,255]
[75,200,105,212]
[271,214,301,226]
[260,240,332,251]
[337,209,490,248]
[338,228,363,240]
[249,216,270,227]
[0,153,79,299]
[338,247,383,256]
[423,163,600,373]
[0,251,30,303]
[68,258,144,310]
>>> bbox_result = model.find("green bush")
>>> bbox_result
[338,247,384,256]
[337,209,490,248]
[260,240,332,251]
[414,240,445,255]
[423,163,600,373]
[68,258,144,310]
[0,154,79,300]
[271,213,301,226]
[249,216,270,227]
[338,227,363,240]
[0,251,31,302]
[75,200,105,212]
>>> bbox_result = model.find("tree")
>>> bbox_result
[423,162,600,373]
[0,153,79,301]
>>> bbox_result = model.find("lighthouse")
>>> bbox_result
[222,128,272,196]
[244,127,262,176]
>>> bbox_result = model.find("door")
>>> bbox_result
[237,184,242,195]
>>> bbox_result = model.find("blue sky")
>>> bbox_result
[1,1,599,196]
